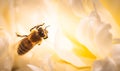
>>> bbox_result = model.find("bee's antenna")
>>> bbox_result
[35,23,45,30]
[42,23,45,26]
[45,25,50,29]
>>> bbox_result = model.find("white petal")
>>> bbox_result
[27,64,43,71]
[92,58,116,71]
[0,30,13,71]
[76,11,112,58]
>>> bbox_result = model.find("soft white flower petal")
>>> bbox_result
[55,29,86,67]
[76,11,112,58]
[111,44,120,69]
[112,38,120,44]
[92,44,120,71]
[94,23,112,58]
[0,29,14,71]
[92,58,116,71]
[27,64,43,71]
[69,0,95,17]
[13,66,32,71]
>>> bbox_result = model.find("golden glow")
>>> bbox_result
[15,0,97,68]
[1,0,119,70]
[51,54,91,71]
[100,0,120,26]
[64,33,96,66]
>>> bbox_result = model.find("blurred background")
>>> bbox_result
[0,0,120,71]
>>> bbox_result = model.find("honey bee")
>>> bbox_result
[16,23,49,55]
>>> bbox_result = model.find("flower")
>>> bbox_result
[0,0,120,71]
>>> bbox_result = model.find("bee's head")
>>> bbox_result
[38,27,48,39]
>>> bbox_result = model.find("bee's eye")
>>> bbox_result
[40,31,44,36]
[38,28,45,37]
[39,31,44,37]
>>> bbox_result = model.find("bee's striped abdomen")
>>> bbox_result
[17,38,33,55]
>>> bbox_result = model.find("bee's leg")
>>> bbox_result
[16,33,28,37]
[38,44,40,45]
[30,26,36,31]
[38,41,42,45]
